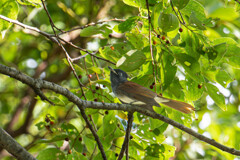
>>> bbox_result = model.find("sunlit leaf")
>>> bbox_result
[151,3,163,29]
[116,50,146,72]
[205,83,226,111]
[0,0,19,32]
[114,16,139,33]
[182,0,207,21]
[172,0,190,9]
[209,7,239,21]
[158,13,179,32]
[36,148,65,160]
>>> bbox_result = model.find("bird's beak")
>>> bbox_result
[108,66,118,75]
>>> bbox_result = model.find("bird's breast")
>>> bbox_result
[115,93,146,105]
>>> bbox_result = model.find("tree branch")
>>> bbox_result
[0,15,56,42]
[0,127,36,160]
[0,64,240,156]
[0,14,115,65]
[145,0,157,86]
[117,112,134,160]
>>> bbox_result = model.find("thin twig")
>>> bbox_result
[0,15,56,42]
[58,37,115,65]
[117,112,134,160]
[89,115,98,160]
[40,0,86,96]
[0,14,115,65]
[71,126,86,150]
[1,63,240,156]
[146,0,157,86]
[170,0,183,24]
[40,1,106,159]
[59,18,125,35]
[178,9,185,24]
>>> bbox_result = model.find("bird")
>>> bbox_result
[108,66,194,114]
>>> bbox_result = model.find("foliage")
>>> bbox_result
[1,0,240,159]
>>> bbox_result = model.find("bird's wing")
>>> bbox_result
[116,81,158,105]
[117,81,194,114]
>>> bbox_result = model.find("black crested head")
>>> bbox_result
[108,66,128,91]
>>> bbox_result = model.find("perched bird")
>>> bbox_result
[108,66,194,114]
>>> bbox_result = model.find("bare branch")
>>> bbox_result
[118,112,134,160]
[0,127,36,160]
[0,14,115,65]
[0,15,56,42]
[145,0,157,87]
[59,18,125,35]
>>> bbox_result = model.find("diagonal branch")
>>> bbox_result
[0,15,57,42]
[145,0,157,88]
[117,111,134,160]
[0,14,115,65]
[0,127,36,160]
[0,63,240,156]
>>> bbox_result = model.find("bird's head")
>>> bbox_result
[108,66,128,85]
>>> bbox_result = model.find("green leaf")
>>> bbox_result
[161,54,177,91]
[180,31,201,60]
[205,83,226,111]
[130,139,145,151]
[72,139,83,153]
[165,78,185,99]
[116,50,146,72]
[35,122,46,130]
[103,110,117,136]
[158,13,179,32]
[208,43,227,63]
[145,144,175,159]
[203,67,217,82]
[36,134,68,144]
[36,148,65,160]
[149,109,167,129]
[61,123,79,136]
[213,37,240,57]
[88,66,102,74]
[132,74,154,88]
[16,0,41,7]
[80,24,112,37]
[227,56,240,68]
[83,135,95,153]
[172,0,190,10]
[151,3,163,29]
[0,0,19,32]
[182,76,203,101]
[182,0,207,21]
[174,53,203,83]
[122,0,141,8]
[212,38,240,68]
[99,46,122,63]
[114,16,139,33]
[189,12,206,30]
[126,30,146,49]
[93,79,111,87]
[209,7,239,21]
[215,70,232,88]
[168,108,192,127]
[171,33,180,45]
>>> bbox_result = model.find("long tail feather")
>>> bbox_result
[154,96,194,114]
